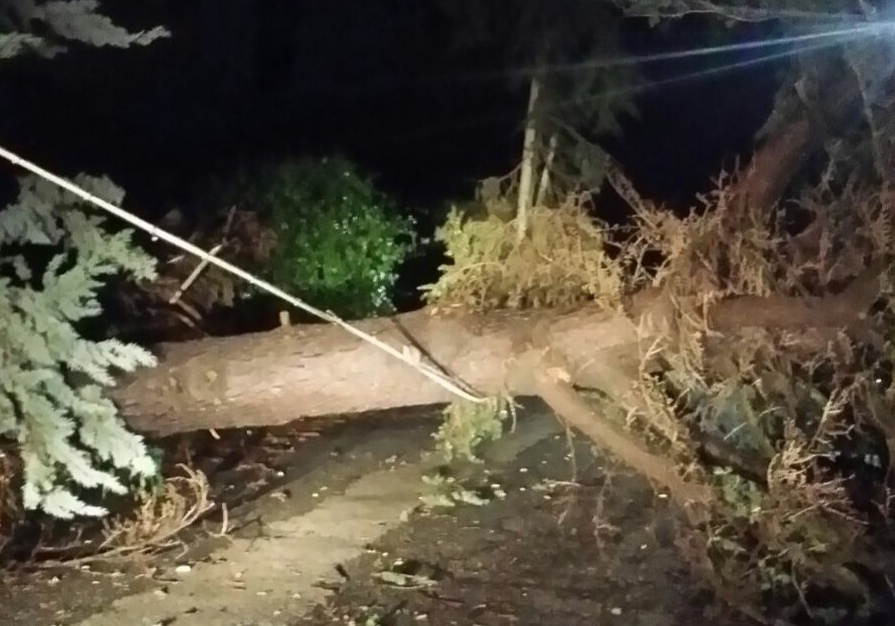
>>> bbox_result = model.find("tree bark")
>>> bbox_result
[729,44,895,234]
[109,270,881,509]
[113,267,881,439]
[534,131,558,206]
[113,304,644,437]
[516,72,541,241]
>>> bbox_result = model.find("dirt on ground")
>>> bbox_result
[0,402,749,626]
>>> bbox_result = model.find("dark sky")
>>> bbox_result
[0,0,785,222]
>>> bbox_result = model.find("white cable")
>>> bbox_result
[0,145,486,404]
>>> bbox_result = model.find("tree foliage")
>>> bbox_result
[0,176,159,518]
[423,195,624,311]
[0,0,168,519]
[0,0,169,59]
[213,156,415,320]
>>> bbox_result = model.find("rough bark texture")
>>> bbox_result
[109,272,881,509]
[114,268,881,440]
[113,305,643,437]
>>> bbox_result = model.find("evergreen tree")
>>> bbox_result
[0,1,168,518]
[0,0,169,58]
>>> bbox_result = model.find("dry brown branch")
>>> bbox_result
[530,361,713,517]
[33,465,214,568]
[113,208,277,340]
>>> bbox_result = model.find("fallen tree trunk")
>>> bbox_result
[111,38,887,444]
[113,303,646,437]
[114,269,881,435]
[110,271,880,511]
[106,43,887,507]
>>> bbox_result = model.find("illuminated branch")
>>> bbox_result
[611,0,851,24]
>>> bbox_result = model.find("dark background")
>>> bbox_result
[0,0,785,211]
[0,0,791,308]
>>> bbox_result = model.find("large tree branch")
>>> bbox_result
[106,266,885,523]
[707,263,883,334]
[112,306,644,437]
[113,267,883,438]
[532,366,714,514]
[730,57,866,222]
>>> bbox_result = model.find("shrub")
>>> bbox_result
[220,156,414,320]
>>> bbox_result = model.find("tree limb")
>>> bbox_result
[114,264,883,438]
[530,363,714,512]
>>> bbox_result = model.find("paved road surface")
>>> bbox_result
[1,400,746,626]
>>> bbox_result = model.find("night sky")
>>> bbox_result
[0,1,786,205]
[0,0,789,310]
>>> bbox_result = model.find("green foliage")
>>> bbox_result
[425,397,511,510]
[0,175,159,519]
[0,0,169,59]
[219,156,415,319]
[434,397,511,463]
[423,200,624,311]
